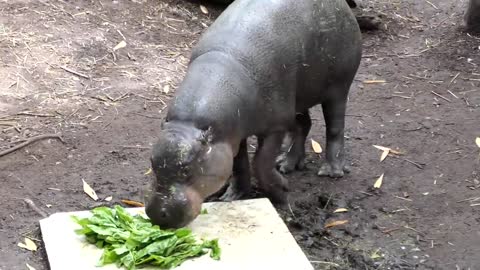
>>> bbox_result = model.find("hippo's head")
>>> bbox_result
[145,121,233,228]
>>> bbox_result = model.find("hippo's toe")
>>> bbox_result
[317,163,350,178]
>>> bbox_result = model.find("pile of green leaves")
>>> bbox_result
[72,205,220,270]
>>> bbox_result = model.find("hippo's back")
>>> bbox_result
[191,0,361,109]
[168,0,361,138]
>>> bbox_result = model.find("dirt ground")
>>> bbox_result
[0,0,479,269]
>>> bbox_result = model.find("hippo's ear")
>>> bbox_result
[200,126,214,145]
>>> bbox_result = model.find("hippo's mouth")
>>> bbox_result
[144,184,203,229]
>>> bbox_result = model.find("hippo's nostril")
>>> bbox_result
[159,209,168,219]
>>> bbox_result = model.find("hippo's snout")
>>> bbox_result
[145,186,202,229]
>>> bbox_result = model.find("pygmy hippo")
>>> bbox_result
[466,0,480,32]
[145,0,362,229]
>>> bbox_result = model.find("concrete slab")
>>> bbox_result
[40,198,313,270]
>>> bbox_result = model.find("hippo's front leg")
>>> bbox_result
[318,90,351,178]
[219,139,251,201]
[254,132,289,205]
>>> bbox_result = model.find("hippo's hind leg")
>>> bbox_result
[219,139,251,201]
[318,86,351,178]
[277,111,312,174]
[254,132,289,205]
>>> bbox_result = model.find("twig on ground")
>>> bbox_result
[431,91,451,102]
[323,193,333,210]
[288,202,296,219]
[404,225,425,236]
[16,111,56,117]
[310,261,341,267]
[359,191,374,196]
[382,227,402,234]
[0,134,64,157]
[394,195,413,202]
[120,145,151,150]
[456,197,480,203]
[447,90,459,99]
[425,0,439,10]
[23,198,48,218]
[132,112,163,119]
[391,155,425,169]
[448,72,460,87]
[60,66,90,79]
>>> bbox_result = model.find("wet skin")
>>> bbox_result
[146,0,362,229]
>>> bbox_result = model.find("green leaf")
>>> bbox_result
[72,205,221,270]
[207,239,221,260]
[100,249,119,265]
[175,228,192,238]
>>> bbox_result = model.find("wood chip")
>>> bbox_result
[104,196,113,202]
[200,5,209,14]
[26,263,36,270]
[113,40,127,51]
[363,80,386,84]
[324,220,348,229]
[333,208,348,213]
[476,137,480,148]
[311,139,323,154]
[82,179,98,201]
[144,168,152,175]
[163,84,170,94]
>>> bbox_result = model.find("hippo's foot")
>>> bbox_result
[219,183,249,202]
[276,153,306,174]
[317,162,351,178]
[259,170,289,205]
[356,15,382,31]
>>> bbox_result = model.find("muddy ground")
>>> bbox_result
[0,0,479,269]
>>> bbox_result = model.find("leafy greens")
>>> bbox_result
[72,205,220,270]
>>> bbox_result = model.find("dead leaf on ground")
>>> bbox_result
[370,249,382,260]
[104,196,113,202]
[333,208,348,213]
[374,173,384,189]
[380,149,390,162]
[18,238,37,251]
[324,220,349,229]
[144,168,152,175]
[82,179,98,201]
[311,139,323,154]
[113,40,127,51]
[200,5,209,14]
[373,145,404,155]
[26,263,36,270]
[373,145,390,151]
[121,199,145,207]
[476,137,480,148]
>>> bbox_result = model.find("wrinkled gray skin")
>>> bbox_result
[466,0,480,32]
[146,0,362,229]
[198,0,382,31]
[204,0,357,7]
